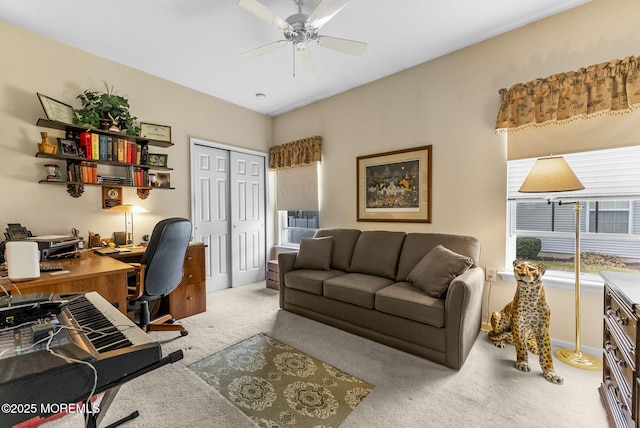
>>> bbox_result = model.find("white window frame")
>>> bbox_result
[277,210,320,249]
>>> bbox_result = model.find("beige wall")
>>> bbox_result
[0,21,271,243]
[272,0,640,349]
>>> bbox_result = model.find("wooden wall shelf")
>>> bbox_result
[36,118,174,148]
[35,118,174,199]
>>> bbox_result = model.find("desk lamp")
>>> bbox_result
[108,204,149,246]
[518,155,602,370]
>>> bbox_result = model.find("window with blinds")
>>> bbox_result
[276,163,321,247]
[506,145,640,276]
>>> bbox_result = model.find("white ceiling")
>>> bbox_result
[1,0,589,116]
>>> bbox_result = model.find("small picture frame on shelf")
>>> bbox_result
[140,122,171,143]
[147,153,168,167]
[57,138,79,156]
[156,172,171,188]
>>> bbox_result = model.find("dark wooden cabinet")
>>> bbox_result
[600,271,640,428]
[267,260,279,290]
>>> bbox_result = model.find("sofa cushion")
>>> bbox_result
[285,269,346,295]
[407,245,473,298]
[314,228,361,271]
[349,231,406,279]
[324,273,394,309]
[396,233,480,282]
[375,282,445,328]
[294,237,333,270]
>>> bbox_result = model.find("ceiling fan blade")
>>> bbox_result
[241,40,288,60]
[318,36,367,55]
[306,0,349,30]
[297,48,315,76]
[238,0,291,31]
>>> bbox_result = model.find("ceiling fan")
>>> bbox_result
[238,0,367,76]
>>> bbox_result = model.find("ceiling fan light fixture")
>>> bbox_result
[238,0,367,76]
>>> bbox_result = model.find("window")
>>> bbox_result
[278,210,320,247]
[507,146,640,278]
[275,163,321,248]
[586,201,631,234]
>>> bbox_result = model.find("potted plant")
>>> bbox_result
[73,82,140,136]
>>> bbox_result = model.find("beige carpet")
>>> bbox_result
[45,282,607,428]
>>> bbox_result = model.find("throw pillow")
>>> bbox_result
[294,237,333,270]
[407,245,473,298]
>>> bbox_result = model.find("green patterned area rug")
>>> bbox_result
[189,334,374,427]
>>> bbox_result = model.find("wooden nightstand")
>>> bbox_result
[267,260,279,290]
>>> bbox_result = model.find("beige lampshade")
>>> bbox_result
[108,204,149,213]
[518,156,584,193]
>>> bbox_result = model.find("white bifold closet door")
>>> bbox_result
[192,142,266,292]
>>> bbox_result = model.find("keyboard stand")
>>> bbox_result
[85,350,184,428]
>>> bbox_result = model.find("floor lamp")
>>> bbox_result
[109,204,149,247]
[518,155,602,370]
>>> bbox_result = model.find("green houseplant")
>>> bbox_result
[73,82,140,136]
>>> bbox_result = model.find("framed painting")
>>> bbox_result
[357,145,432,223]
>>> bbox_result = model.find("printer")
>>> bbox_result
[25,235,83,261]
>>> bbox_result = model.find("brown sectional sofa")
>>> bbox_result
[278,228,484,369]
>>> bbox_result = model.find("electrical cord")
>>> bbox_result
[484,279,493,328]
[10,283,22,295]
[44,328,98,427]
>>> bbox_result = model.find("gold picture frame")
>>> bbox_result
[357,145,432,223]
[37,93,77,124]
[140,122,171,143]
[147,153,168,167]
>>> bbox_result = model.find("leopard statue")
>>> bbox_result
[488,260,563,385]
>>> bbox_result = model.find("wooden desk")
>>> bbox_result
[109,242,207,320]
[1,252,132,315]
[1,243,207,320]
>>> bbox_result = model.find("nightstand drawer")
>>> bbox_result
[603,356,633,425]
[605,325,634,391]
[605,290,637,360]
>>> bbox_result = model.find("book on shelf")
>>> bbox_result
[107,136,114,161]
[79,132,92,159]
[99,135,108,161]
[91,133,99,160]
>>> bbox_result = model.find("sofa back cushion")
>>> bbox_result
[349,231,406,279]
[294,236,333,270]
[314,228,361,271]
[396,233,480,282]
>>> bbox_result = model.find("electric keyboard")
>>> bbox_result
[0,292,163,427]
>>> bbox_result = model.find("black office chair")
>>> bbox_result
[127,217,192,336]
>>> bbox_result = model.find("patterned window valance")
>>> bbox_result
[269,136,322,170]
[496,55,640,131]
